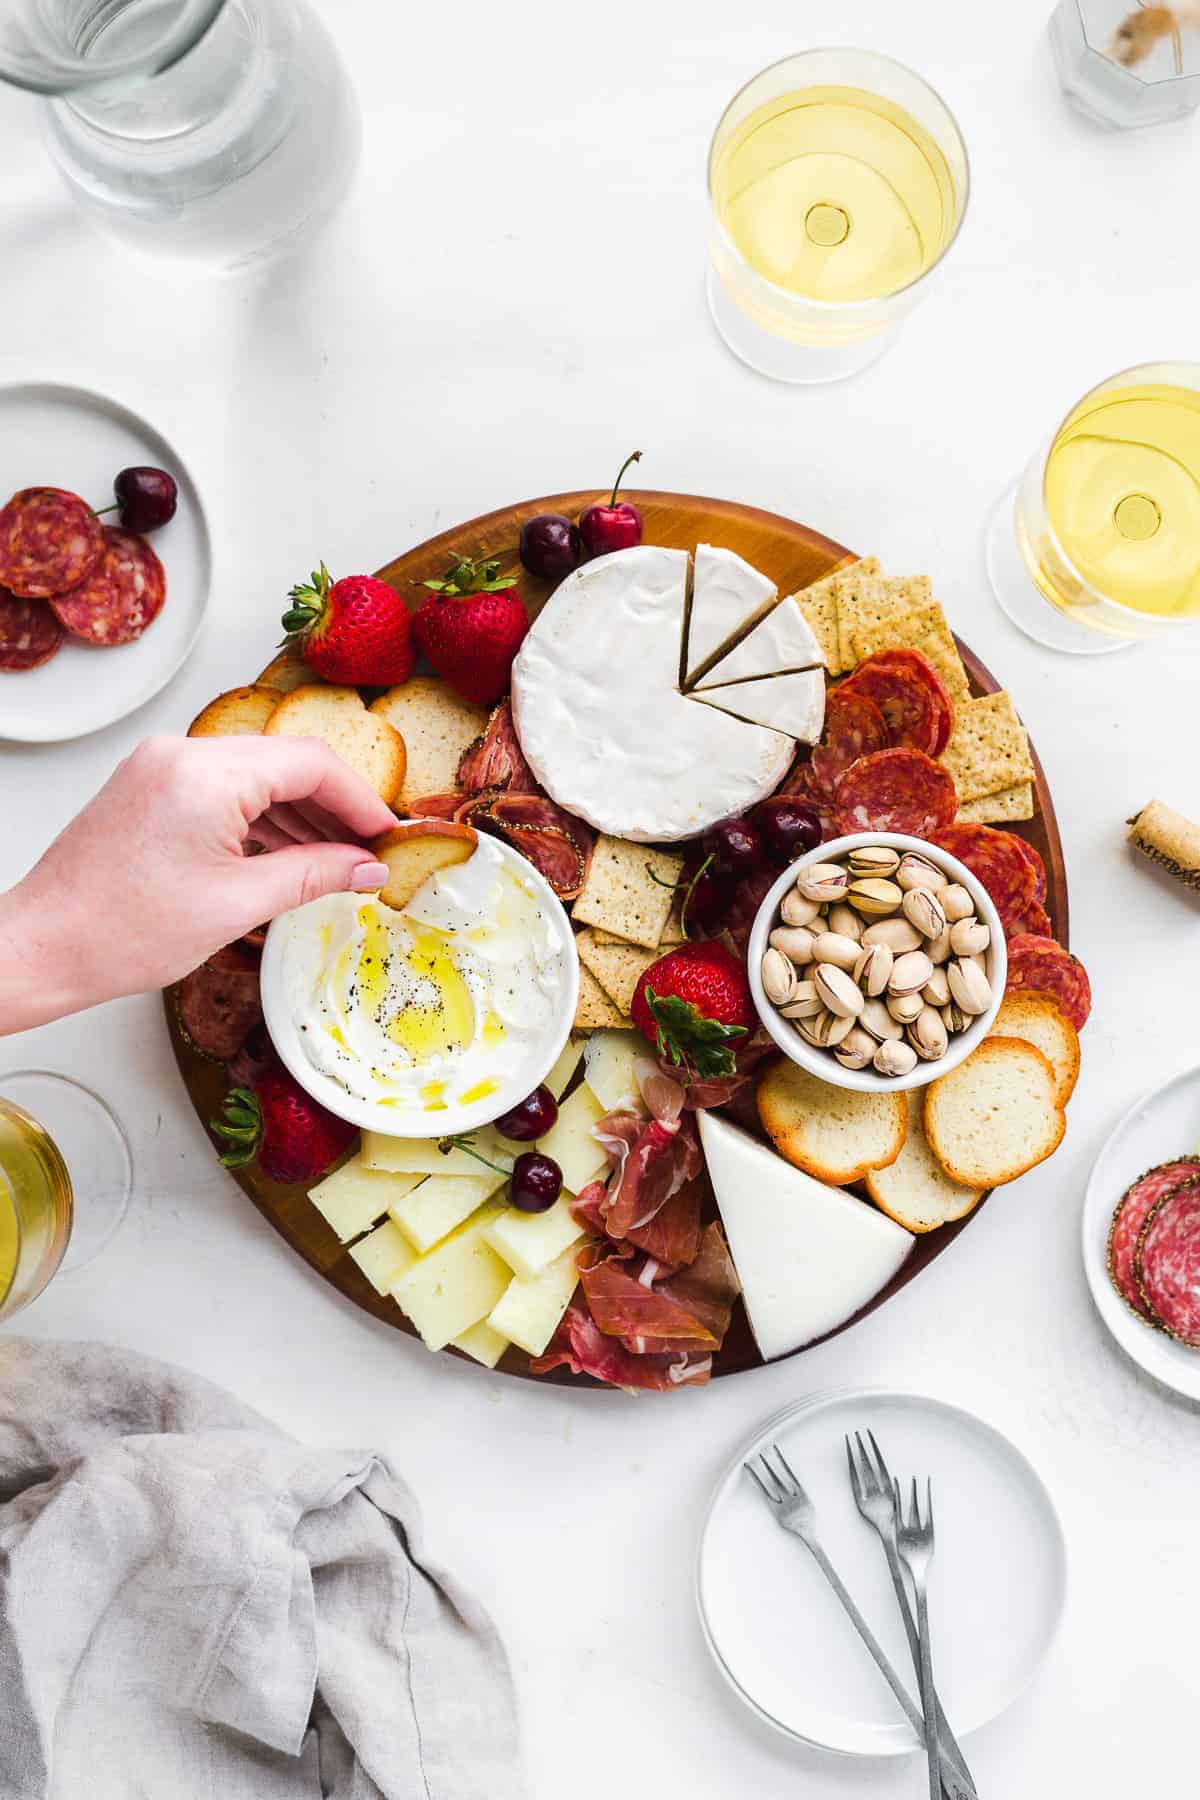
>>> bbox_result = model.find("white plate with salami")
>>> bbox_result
[1083,1062,1200,1399]
[0,381,211,742]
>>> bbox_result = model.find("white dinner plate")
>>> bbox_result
[0,381,212,742]
[697,1388,1066,1757]
[1082,1061,1200,1400]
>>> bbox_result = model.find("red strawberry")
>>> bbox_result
[213,1068,356,1184]
[630,941,754,1080]
[282,563,415,685]
[412,554,528,704]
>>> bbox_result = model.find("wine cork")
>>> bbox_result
[1127,799,1200,893]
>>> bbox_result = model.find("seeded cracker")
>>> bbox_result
[939,692,1035,804]
[572,835,683,950]
[593,895,685,948]
[794,556,878,676]
[958,783,1035,824]
[838,574,933,667]
[852,601,971,704]
[574,958,632,1030]
[575,929,658,1016]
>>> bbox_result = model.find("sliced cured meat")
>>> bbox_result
[836,658,940,756]
[623,1176,704,1268]
[833,747,958,838]
[809,688,889,789]
[1136,1185,1200,1346]
[654,1222,740,1346]
[176,944,263,1061]
[453,788,592,898]
[933,822,1038,930]
[777,762,839,841]
[457,699,536,794]
[530,1302,712,1389]
[851,648,956,756]
[407,792,465,820]
[580,1255,720,1351]
[1007,832,1048,906]
[0,589,65,671]
[0,488,103,598]
[50,527,165,647]
[1008,901,1053,941]
[1005,933,1092,1029]
[1108,1162,1200,1322]
[602,1114,702,1240]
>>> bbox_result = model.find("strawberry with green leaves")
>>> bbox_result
[213,1067,356,1185]
[630,941,754,1080]
[282,563,415,685]
[412,554,528,704]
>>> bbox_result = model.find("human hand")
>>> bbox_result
[0,735,396,1034]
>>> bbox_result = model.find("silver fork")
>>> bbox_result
[846,1433,977,1800]
[895,1477,942,1800]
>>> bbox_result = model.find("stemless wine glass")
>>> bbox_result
[0,0,361,271]
[986,361,1200,655]
[706,49,970,384]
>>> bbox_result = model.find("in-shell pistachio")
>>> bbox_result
[781,888,822,928]
[848,877,903,918]
[939,883,974,923]
[770,925,816,964]
[927,925,954,965]
[901,886,948,940]
[860,997,904,1042]
[950,917,991,958]
[761,947,797,1006]
[889,949,935,997]
[811,1010,855,1048]
[848,845,900,878]
[853,941,894,998]
[946,958,992,1016]
[897,853,947,892]
[941,1000,971,1034]
[909,1006,949,1061]
[796,863,849,903]
[834,1026,877,1070]
[811,931,861,972]
[814,962,865,1019]
[886,991,924,1025]
[922,966,951,1008]
[861,917,923,954]
[827,902,864,942]
[874,1039,918,1077]
[779,980,822,1020]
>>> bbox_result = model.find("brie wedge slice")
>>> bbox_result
[694,666,826,744]
[699,1113,913,1360]
[694,595,824,689]
[683,544,778,686]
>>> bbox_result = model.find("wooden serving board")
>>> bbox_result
[166,491,1069,1386]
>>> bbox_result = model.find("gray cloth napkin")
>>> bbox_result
[0,1339,524,1800]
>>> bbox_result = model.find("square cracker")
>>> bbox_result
[793,556,879,676]
[957,783,1035,824]
[574,959,632,1030]
[838,574,933,668]
[852,601,971,704]
[575,929,658,1017]
[572,836,683,950]
[939,692,1035,804]
[593,895,685,948]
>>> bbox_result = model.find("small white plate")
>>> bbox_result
[0,381,212,743]
[698,1388,1066,1757]
[1082,1061,1200,1399]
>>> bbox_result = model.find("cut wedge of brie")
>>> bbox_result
[694,666,826,743]
[693,594,824,689]
[683,544,778,687]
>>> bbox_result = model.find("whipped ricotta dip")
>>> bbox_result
[279,837,571,1126]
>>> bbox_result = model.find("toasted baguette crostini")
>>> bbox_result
[264,683,406,806]
[865,1089,983,1232]
[924,1037,1065,1189]
[989,993,1080,1108]
[369,677,489,814]
[188,685,280,738]
[255,649,312,694]
[757,1059,907,1186]
[371,820,478,910]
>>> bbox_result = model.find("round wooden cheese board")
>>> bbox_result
[166,490,1069,1385]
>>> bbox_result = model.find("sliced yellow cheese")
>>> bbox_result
[348,1219,417,1295]
[487,1246,580,1357]
[483,1192,585,1281]
[309,1156,424,1244]
[361,1126,516,1178]
[544,1034,585,1100]
[391,1203,509,1351]
[452,1320,511,1369]
[583,1029,644,1113]
[390,1169,508,1254]
[535,1084,608,1196]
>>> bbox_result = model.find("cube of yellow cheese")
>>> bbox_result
[535,1084,608,1196]
[390,1169,508,1254]
[583,1030,643,1113]
[452,1320,510,1369]
[361,1126,518,1178]
[483,1192,585,1282]
[544,1035,585,1100]
[309,1156,424,1244]
[349,1220,417,1295]
[391,1203,509,1352]
[487,1246,580,1357]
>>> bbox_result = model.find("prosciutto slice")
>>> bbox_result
[580,1255,720,1351]
[623,1175,704,1268]
[602,1114,702,1240]
[531,1304,713,1390]
[457,700,536,794]
[407,792,464,820]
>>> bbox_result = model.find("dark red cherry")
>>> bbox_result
[113,466,178,532]
[705,816,764,880]
[494,1085,558,1142]
[578,451,644,559]
[519,514,582,580]
[755,797,823,862]
[510,1151,563,1212]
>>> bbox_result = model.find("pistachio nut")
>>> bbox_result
[811,931,861,972]
[761,947,797,1006]
[834,1026,878,1070]
[796,863,849,903]
[896,853,947,893]
[927,925,954,965]
[887,991,924,1024]
[848,844,901,878]
[901,886,948,940]
[861,917,923,955]
[950,917,991,958]
[826,902,864,942]
[946,958,992,1016]
[848,877,903,918]
[939,883,974,923]
[941,1000,971,1034]
[888,949,935,997]
[812,1009,855,1048]
[781,888,822,928]
[853,940,894,998]
[860,997,904,1042]
[813,962,866,1020]
[909,1006,949,1061]
[769,925,816,965]
[779,980,822,1020]
[922,966,951,1008]
[874,1038,918,1078]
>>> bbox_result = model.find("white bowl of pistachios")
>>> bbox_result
[747,833,1008,1094]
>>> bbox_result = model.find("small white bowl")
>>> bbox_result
[260,837,580,1139]
[747,832,1007,1095]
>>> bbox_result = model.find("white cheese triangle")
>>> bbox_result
[683,544,778,686]
[693,667,826,744]
[699,1112,913,1361]
[695,595,824,689]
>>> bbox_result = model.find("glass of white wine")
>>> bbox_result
[706,49,970,384]
[986,362,1200,655]
[0,1072,133,1321]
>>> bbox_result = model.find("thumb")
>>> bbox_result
[240,842,390,921]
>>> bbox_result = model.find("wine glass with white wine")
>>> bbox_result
[986,363,1200,654]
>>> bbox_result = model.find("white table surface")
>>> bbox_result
[3,1,1200,1791]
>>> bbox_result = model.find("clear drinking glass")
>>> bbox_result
[706,49,970,384]
[1051,0,1200,128]
[0,0,361,270]
[986,361,1200,654]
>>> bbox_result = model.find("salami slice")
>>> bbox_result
[1008,900,1053,940]
[1005,933,1092,1029]
[0,488,103,598]
[933,822,1038,930]
[1136,1185,1200,1346]
[833,747,958,839]
[176,944,263,1061]
[0,588,65,671]
[778,762,839,840]
[1006,832,1048,906]
[50,527,165,647]
[1108,1162,1200,1323]
[809,688,889,790]
[836,657,941,756]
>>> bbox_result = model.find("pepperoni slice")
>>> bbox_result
[933,822,1038,930]
[50,527,165,647]
[833,747,958,839]
[777,762,839,841]
[1008,900,1054,941]
[1136,1185,1200,1346]
[1005,933,1092,1029]
[0,488,104,599]
[1108,1163,1200,1323]
[0,589,66,671]
[809,688,889,790]
[1005,832,1048,906]
[836,659,940,756]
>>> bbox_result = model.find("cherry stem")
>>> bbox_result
[678,852,714,941]
[92,503,119,517]
[439,1134,512,1177]
[610,450,642,507]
